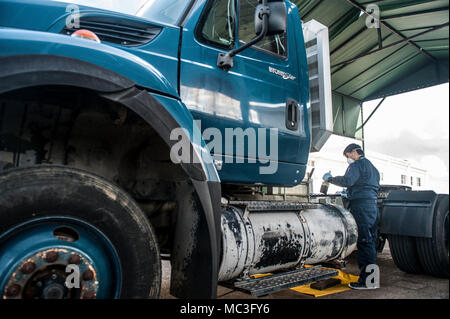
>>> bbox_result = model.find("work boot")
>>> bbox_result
[348,282,378,290]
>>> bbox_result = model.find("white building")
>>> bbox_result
[307,150,428,195]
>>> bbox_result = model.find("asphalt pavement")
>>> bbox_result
[160,242,449,299]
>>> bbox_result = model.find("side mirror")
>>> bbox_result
[217,0,285,71]
[255,1,287,36]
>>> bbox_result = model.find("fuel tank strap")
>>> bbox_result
[228,200,319,212]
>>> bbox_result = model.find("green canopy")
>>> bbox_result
[295,0,449,139]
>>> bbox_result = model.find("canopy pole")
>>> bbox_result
[356,97,386,134]
[360,102,365,151]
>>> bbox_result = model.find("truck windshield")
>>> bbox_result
[52,0,193,25]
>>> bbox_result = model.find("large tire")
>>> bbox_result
[387,235,424,274]
[416,195,449,278]
[0,165,161,298]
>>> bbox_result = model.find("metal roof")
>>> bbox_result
[294,0,449,139]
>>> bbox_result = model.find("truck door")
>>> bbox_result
[180,0,309,184]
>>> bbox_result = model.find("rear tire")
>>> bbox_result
[0,165,161,298]
[387,234,424,274]
[416,195,449,278]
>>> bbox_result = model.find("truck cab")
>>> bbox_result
[179,0,311,185]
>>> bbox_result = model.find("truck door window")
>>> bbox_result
[197,0,236,49]
[239,0,287,57]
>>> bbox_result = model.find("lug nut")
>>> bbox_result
[68,254,81,265]
[45,251,59,263]
[82,270,94,281]
[5,284,21,297]
[21,261,36,274]
[51,274,58,280]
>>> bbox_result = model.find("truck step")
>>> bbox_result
[231,266,339,296]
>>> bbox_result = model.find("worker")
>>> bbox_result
[322,143,380,290]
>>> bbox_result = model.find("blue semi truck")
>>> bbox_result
[0,0,448,299]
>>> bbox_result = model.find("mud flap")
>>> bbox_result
[170,180,222,299]
[379,190,438,238]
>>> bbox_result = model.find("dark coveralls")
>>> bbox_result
[328,156,380,284]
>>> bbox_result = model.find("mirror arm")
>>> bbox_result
[217,0,270,71]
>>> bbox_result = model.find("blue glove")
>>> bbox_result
[341,189,348,198]
[322,172,332,181]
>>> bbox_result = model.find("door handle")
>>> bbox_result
[285,98,299,131]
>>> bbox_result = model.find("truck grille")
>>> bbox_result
[61,16,162,47]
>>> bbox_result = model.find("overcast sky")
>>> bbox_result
[320,83,449,193]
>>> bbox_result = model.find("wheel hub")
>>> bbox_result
[3,248,98,299]
[0,217,121,299]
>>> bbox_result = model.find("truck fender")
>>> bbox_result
[0,27,177,97]
[0,53,222,298]
[379,190,438,238]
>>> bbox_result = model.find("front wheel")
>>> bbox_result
[0,165,161,299]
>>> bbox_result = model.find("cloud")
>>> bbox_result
[419,155,449,193]
[363,83,449,175]
[365,129,449,171]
